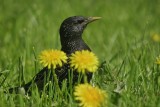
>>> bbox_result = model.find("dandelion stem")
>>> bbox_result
[51,66,62,96]
[83,73,88,83]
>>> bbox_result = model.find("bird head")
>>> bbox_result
[59,16,101,40]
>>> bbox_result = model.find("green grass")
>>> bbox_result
[0,0,160,106]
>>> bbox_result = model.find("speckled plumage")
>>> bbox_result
[60,16,91,54]
[8,16,100,94]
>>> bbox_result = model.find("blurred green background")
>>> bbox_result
[0,0,160,106]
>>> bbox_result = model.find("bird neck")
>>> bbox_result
[61,38,91,55]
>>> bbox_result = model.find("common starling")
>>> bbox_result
[8,16,101,94]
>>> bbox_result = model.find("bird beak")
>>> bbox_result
[86,17,101,24]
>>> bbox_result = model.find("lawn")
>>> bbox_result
[0,0,160,106]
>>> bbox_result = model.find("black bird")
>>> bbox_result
[8,16,101,94]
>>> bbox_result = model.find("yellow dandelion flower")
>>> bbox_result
[74,84,106,107]
[155,55,160,64]
[39,49,67,69]
[151,34,160,42]
[70,50,99,73]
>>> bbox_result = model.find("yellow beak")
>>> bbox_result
[87,17,102,23]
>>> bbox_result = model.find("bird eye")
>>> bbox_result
[77,19,84,24]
